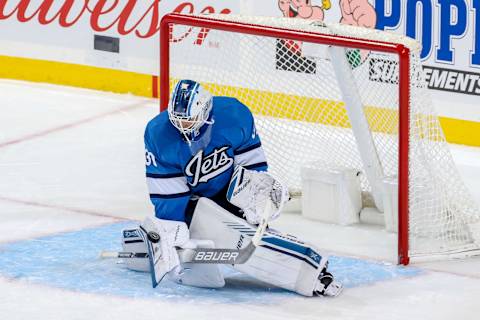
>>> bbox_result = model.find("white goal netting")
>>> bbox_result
[164,14,480,260]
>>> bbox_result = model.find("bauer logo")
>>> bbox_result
[193,250,239,262]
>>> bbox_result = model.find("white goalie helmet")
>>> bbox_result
[168,80,213,143]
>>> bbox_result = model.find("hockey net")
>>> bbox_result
[160,13,480,264]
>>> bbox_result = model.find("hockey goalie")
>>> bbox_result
[122,79,342,297]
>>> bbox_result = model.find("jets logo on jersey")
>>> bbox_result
[185,146,233,187]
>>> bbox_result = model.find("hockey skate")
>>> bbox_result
[313,267,343,297]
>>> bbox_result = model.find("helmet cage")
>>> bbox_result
[167,80,213,142]
[169,102,211,137]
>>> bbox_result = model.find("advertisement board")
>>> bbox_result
[252,0,479,120]
[0,1,478,127]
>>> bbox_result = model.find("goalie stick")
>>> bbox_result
[100,244,255,265]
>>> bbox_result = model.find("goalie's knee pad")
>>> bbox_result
[121,228,149,272]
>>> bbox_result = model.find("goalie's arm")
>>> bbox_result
[147,174,191,221]
[145,128,191,221]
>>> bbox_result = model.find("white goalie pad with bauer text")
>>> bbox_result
[190,197,329,296]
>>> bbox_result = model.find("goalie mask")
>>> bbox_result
[168,80,213,144]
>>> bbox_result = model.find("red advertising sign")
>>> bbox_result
[0,1,231,39]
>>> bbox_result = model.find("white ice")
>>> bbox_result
[0,80,479,320]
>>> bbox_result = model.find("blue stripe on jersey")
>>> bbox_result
[146,172,184,178]
[262,236,322,265]
[150,192,191,199]
[234,142,262,155]
[244,162,268,170]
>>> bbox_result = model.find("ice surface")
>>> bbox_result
[0,80,479,319]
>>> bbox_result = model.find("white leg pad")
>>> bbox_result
[190,198,327,296]
[121,228,149,272]
[121,227,225,288]
[168,239,225,288]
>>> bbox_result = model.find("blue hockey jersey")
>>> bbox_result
[144,97,268,221]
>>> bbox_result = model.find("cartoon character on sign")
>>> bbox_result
[276,0,332,73]
[339,0,376,28]
[278,0,376,27]
[277,0,377,69]
[339,0,377,66]
[278,0,331,20]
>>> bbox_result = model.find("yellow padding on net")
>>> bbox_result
[169,79,480,146]
[192,80,398,134]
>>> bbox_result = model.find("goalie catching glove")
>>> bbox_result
[226,166,289,225]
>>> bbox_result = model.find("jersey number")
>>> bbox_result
[145,149,157,167]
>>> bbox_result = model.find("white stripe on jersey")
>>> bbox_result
[234,146,267,167]
[147,176,189,195]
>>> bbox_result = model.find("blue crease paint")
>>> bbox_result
[0,222,421,304]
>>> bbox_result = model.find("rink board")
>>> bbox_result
[1,55,479,146]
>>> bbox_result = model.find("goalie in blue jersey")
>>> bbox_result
[121,79,342,297]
